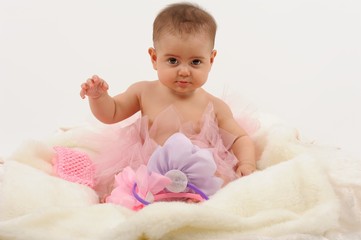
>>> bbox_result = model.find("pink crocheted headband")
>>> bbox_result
[52,146,95,188]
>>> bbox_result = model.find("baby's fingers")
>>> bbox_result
[91,75,102,85]
[100,80,109,91]
[89,75,108,92]
[236,164,256,177]
[80,83,89,99]
[80,75,109,99]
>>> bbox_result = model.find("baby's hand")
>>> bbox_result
[80,75,109,99]
[236,163,256,177]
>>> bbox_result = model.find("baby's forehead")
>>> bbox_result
[153,34,214,56]
[154,30,214,47]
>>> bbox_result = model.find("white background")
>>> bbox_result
[1,0,360,158]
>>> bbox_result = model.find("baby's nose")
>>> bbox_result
[178,65,190,76]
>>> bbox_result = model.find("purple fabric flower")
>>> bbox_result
[147,133,223,196]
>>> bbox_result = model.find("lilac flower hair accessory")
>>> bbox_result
[147,133,223,197]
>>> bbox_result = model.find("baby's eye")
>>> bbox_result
[168,58,178,65]
[191,59,201,65]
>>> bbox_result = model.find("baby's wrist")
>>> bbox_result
[238,162,256,169]
[88,92,108,100]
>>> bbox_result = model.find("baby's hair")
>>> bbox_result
[152,2,217,48]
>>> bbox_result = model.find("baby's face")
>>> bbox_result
[149,32,216,96]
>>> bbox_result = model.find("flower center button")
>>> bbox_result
[165,169,188,193]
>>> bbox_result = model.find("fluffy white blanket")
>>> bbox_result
[0,114,360,240]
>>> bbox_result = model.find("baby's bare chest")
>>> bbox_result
[146,104,205,124]
[140,85,216,127]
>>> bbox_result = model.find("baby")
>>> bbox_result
[80,3,256,200]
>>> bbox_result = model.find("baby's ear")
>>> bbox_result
[148,47,158,70]
[210,50,217,64]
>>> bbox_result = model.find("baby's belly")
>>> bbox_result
[152,131,177,146]
[148,120,201,146]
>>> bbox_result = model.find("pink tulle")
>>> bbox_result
[92,103,259,197]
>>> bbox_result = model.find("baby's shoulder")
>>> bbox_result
[126,80,158,93]
[207,94,228,109]
[206,94,232,118]
[129,80,157,88]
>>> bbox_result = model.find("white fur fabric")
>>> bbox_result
[0,114,360,240]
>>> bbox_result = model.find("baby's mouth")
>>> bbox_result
[176,81,191,87]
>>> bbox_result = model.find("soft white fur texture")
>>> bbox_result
[0,114,360,240]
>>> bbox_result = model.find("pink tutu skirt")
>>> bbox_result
[90,103,259,197]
